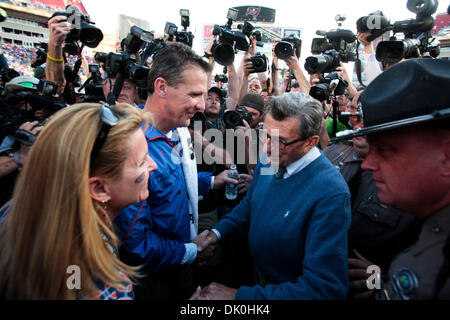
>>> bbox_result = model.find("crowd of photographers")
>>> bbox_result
[0,0,449,300]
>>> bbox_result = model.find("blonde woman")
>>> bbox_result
[0,103,157,299]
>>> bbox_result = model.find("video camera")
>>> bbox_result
[309,72,348,103]
[274,34,302,60]
[357,0,440,63]
[304,15,357,74]
[0,80,67,145]
[164,9,195,47]
[77,63,104,102]
[211,8,264,66]
[51,5,103,55]
[94,26,153,104]
[31,42,48,69]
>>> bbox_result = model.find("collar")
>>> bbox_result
[282,146,321,179]
[144,123,166,140]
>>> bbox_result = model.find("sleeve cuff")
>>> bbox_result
[212,228,222,240]
[181,243,197,264]
[210,176,215,190]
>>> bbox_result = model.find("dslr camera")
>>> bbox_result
[31,42,48,68]
[164,9,195,47]
[274,34,302,60]
[248,52,269,73]
[309,72,348,102]
[365,0,440,63]
[223,106,251,129]
[95,26,153,103]
[215,74,228,83]
[304,15,357,74]
[51,5,103,55]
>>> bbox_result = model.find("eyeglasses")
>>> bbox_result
[262,132,304,150]
[90,104,119,165]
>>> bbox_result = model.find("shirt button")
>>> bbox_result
[432,226,441,234]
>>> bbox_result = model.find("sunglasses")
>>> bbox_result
[90,104,119,165]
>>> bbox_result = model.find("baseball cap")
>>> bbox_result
[208,86,224,100]
[240,93,265,113]
[5,76,39,93]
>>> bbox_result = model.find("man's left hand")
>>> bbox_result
[238,174,253,194]
[190,282,237,300]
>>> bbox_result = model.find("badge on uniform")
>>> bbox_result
[391,269,420,300]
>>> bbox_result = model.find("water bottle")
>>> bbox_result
[225,164,239,200]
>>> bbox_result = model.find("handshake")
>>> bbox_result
[192,229,219,264]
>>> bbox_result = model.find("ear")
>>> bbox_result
[307,135,320,149]
[154,77,168,98]
[88,176,111,203]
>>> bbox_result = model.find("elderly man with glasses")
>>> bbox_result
[192,92,351,300]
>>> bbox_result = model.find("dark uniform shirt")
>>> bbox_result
[377,205,450,300]
[324,143,422,270]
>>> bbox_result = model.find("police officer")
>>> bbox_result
[324,136,422,290]
[338,58,450,300]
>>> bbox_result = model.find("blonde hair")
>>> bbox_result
[0,103,151,299]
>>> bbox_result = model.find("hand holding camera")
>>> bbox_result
[48,15,71,47]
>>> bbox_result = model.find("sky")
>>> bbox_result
[81,0,449,68]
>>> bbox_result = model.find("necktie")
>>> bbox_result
[275,166,287,179]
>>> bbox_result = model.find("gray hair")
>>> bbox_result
[265,92,323,139]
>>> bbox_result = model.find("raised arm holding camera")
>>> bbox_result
[46,15,71,95]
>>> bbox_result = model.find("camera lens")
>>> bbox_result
[253,57,263,67]
[79,22,103,48]
[223,111,241,129]
[309,84,330,102]
[304,54,335,74]
[275,42,293,60]
[212,43,235,66]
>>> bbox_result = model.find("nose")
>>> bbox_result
[361,149,378,172]
[147,155,158,173]
[196,95,205,112]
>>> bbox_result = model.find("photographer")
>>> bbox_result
[238,38,268,104]
[101,76,138,106]
[353,31,383,87]
[0,120,43,206]
[204,37,239,111]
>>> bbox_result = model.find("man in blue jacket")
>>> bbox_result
[192,92,351,300]
[115,43,237,299]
